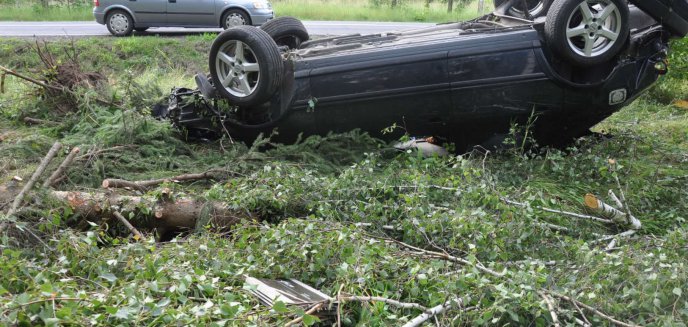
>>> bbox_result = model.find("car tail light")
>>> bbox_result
[93,0,99,7]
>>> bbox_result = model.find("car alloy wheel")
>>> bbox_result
[545,0,628,66]
[226,13,246,28]
[109,13,130,35]
[209,26,283,106]
[565,1,623,57]
[215,40,261,98]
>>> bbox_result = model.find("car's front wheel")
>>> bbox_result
[222,9,251,29]
[209,26,283,106]
[106,10,134,37]
[545,0,629,66]
[260,16,310,49]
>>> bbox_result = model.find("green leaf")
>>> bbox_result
[673,288,682,297]
[272,300,289,313]
[100,272,117,283]
[114,308,131,320]
[302,314,320,326]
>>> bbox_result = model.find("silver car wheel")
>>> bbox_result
[509,0,547,17]
[225,13,247,28]
[565,0,622,58]
[215,40,260,98]
[109,13,130,35]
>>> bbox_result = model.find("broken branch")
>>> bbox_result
[284,301,327,327]
[42,147,80,188]
[113,211,144,241]
[584,194,641,229]
[102,169,233,191]
[374,236,505,277]
[547,291,641,327]
[1,142,62,234]
[401,298,462,327]
[503,198,614,224]
[538,291,561,327]
[338,296,428,311]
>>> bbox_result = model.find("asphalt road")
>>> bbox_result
[0,21,436,37]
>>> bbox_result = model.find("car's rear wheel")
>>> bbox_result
[545,0,629,66]
[209,26,283,106]
[106,10,134,37]
[222,9,251,29]
[494,0,552,19]
[260,16,310,49]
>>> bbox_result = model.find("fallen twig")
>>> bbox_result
[401,298,463,327]
[547,291,641,327]
[112,211,143,241]
[538,291,561,327]
[102,169,234,191]
[338,296,427,311]
[23,117,58,126]
[42,147,80,188]
[284,301,327,327]
[1,142,62,234]
[374,235,505,278]
[593,230,636,244]
[503,198,614,224]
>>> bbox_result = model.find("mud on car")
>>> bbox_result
[164,0,688,151]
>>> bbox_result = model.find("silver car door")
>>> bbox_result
[166,0,216,26]
[126,0,167,24]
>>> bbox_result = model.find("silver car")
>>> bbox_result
[93,0,273,36]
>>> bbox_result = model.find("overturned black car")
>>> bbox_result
[166,0,688,150]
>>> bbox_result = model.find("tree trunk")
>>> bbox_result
[50,191,248,234]
[447,0,453,12]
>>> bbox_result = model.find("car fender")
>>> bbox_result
[103,5,137,24]
[218,5,252,26]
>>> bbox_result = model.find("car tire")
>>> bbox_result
[209,26,283,106]
[494,0,552,19]
[545,0,629,66]
[260,16,310,49]
[134,27,149,32]
[222,9,251,29]
[106,10,134,37]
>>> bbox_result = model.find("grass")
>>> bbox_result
[0,0,483,22]
[0,36,687,326]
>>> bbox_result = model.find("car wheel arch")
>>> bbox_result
[104,6,137,25]
[219,7,253,27]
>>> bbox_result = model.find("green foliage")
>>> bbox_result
[1,35,688,326]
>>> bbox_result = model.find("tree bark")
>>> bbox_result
[584,194,641,229]
[50,191,247,233]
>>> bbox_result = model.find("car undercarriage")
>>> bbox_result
[160,0,686,151]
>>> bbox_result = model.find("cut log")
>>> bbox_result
[50,191,247,232]
[584,194,641,229]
